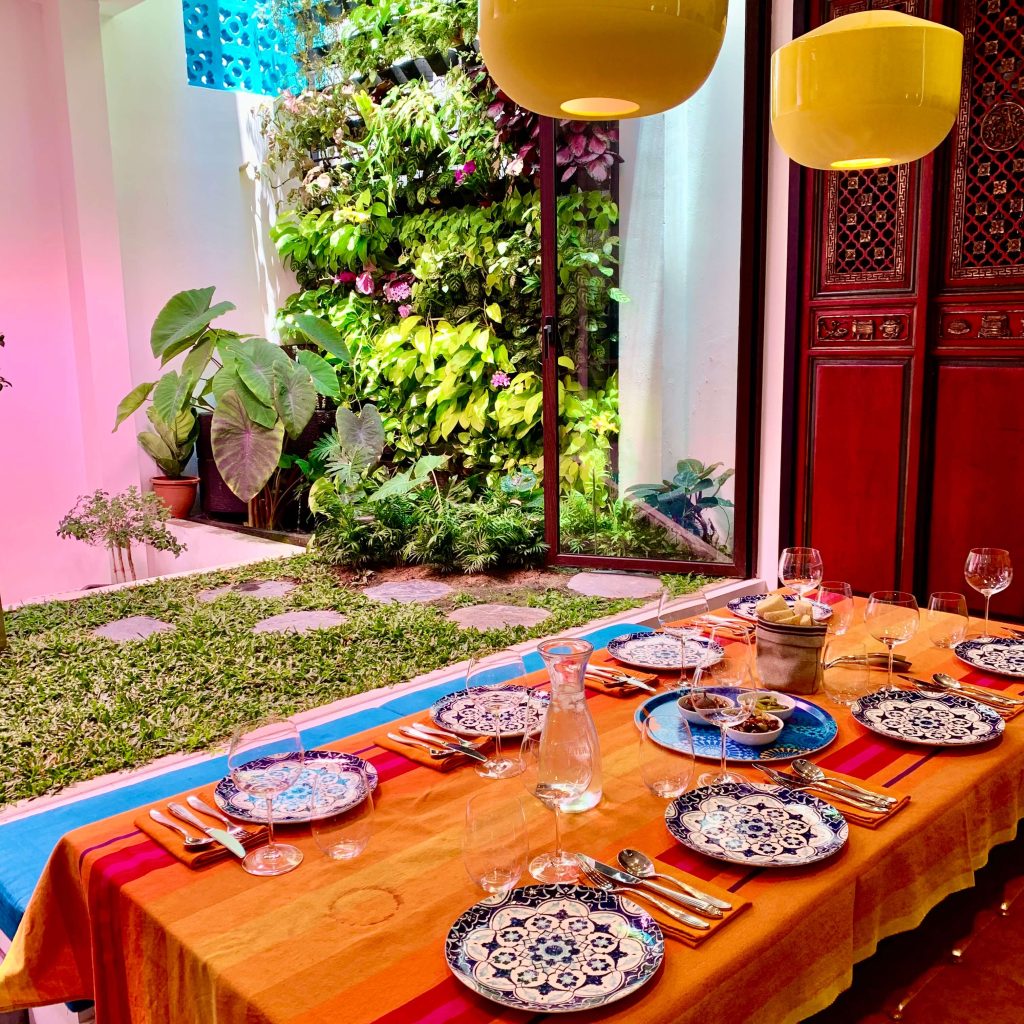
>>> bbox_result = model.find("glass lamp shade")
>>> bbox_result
[478,0,728,120]
[771,11,964,170]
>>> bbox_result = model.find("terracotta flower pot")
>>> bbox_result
[152,476,199,519]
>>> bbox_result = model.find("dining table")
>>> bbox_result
[1,596,1023,1024]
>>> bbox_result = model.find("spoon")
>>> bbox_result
[617,848,732,910]
[149,809,214,848]
[791,760,895,807]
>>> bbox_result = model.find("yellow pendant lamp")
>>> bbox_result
[478,0,729,120]
[771,11,964,170]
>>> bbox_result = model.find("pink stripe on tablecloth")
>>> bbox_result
[816,734,905,779]
[368,750,421,783]
[655,843,723,882]
[959,669,1013,692]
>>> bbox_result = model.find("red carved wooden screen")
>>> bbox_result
[791,0,1024,621]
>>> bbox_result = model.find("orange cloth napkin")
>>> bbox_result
[585,667,659,697]
[373,723,490,773]
[809,770,910,830]
[134,791,267,868]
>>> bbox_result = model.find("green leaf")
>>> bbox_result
[336,403,385,473]
[211,368,277,429]
[411,454,446,480]
[234,338,290,407]
[272,362,317,440]
[293,314,350,363]
[608,287,630,303]
[296,350,340,399]
[113,381,155,430]
[181,337,215,382]
[152,371,196,424]
[138,430,177,475]
[150,288,235,358]
[485,303,502,324]
[211,390,285,502]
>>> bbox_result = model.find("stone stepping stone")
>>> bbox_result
[567,572,663,599]
[447,604,552,631]
[198,580,297,603]
[93,616,175,642]
[253,611,347,635]
[363,580,453,605]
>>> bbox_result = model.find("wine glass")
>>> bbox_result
[658,588,710,688]
[865,592,919,690]
[311,763,374,861]
[779,547,824,599]
[689,629,754,787]
[925,592,970,649]
[822,643,872,707]
[462,790,529,896]
[964,548,1013,639]
[520,692,592,883]
[467,654,527,780]
[639,707,695,798]
[228,718,305,877]
[818,581,854,663]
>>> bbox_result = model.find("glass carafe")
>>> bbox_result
[537,638,602,812]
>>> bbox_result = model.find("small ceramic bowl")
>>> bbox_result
[676,692,737,726]
[738,691,797,722]
[725,713,784,747]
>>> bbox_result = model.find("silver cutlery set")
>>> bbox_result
[585,664,658,693]
[149,795,255,857]
[754,761,896,813]
[575,850,732,932]
[895,671,1024,711]
[386,722,489,762]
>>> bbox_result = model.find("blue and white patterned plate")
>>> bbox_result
[634,689,838,763]
[430,686,548,739]
[445,885,664,1013]
[665,782,848,868]
[214,750,379,825]
[851,690,1005,746]
[607,632,723,672]
[727,593,833,623]
[953,637,1024,679]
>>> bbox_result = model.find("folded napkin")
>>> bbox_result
[584,659,659,698]
[135,804,267,869]
[811,771,910,830]
[374,723,490,773]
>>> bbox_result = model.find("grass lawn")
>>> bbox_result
[0,556,712,807]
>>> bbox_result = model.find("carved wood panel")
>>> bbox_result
[946,0,1024,285]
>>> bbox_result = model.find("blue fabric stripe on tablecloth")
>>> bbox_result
[0,622,645,937]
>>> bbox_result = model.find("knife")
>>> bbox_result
[933,672,1024,706]
[586,667,658,694]
[167,802,246,858]
[402,725,489,762]
[898,674,1020,708]
[577,855,723,918]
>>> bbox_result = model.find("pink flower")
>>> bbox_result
[334,270,357,284]
[454,159,477,185]
[383,276,412,302]
[355,271,375,295]
[491,371,511,389]
[397,304,412,318]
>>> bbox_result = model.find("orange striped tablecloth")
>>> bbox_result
[1,605,1023,1024]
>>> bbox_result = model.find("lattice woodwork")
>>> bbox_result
[946,0,1024,283]
[817,0,920,292]
[183,0,301,96]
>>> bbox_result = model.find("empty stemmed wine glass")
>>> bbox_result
[658,589,710,689]
[925,592,970,649]
[462,790,529,896]
[520,688,592,883]
[865,592,919,690]
[688,628,754,787]
[964,548,1013,639]
[228,718,305,877]
[779,547,824,600]
[466,654,527,779]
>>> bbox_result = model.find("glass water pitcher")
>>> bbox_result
[537,638,602,812]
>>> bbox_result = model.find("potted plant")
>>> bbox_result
[57,487,186,584]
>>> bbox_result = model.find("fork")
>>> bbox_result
[753,765,889,812]
[386,732,453,759]
[185,795,257,840]
[577,860,710,930]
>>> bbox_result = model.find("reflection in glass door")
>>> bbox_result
[540,0,766,577]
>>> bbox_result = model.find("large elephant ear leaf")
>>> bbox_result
[336,403,385,472]
[150,288,236,358]
[234,338,290,406]
[296,349,340,399]
[152,370,196,424]
[113,381,155,430]
[292,314,350,363]
[273,362,317,440]
[211,390,284,502]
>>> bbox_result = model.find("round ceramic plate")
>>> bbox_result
[727,593,833,623]
[430,686,548,739]
[634,688,838,764]
[953,637,1024,679]
[606,632,723,672]
[214,750,379,825]
[665,782,848,868]
[445,884,664,1013]
[851,690,1004,746]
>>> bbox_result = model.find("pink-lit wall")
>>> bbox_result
[0,0,140,605]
